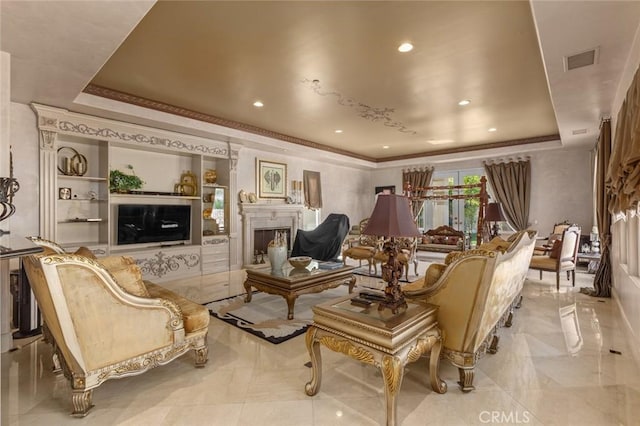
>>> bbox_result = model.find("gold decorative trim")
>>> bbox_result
[406,335,437,364]
[381,355,402,395]
[318,335,376,365]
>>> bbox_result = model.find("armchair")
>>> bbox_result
[372,236,418,278]
[22,252,209,417]
[533,221,571,255]
[342,218,381,272]
[529,225,581,290]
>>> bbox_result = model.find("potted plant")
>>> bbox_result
[109,165,144,193]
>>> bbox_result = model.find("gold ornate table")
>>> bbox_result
[305,295,447,426]
[244,261,356,320]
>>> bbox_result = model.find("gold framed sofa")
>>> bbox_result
[403,230,536,391]
[23,238,209,417]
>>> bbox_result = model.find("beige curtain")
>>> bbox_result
[484,160,531,231]
[607,65,640,213]
[303,170,322,210]
[402,167,434,219]
[587,119,612,297]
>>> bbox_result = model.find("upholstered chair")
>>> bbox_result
[529,226,581,290]
[533,221,572,255]
[372,236,418,278]
[342,218,381,272]
[22,249,209,417]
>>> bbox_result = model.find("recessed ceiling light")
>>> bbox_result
[458,99,471,106]
[488,127,497,132]
[334,129,343,133]
[427,139,454,145]
[253,101,264,108]
[382,145,390,149]
[398,43,413,53]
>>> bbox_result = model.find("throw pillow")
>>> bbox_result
[98,256,149,298]
[549,239,563,259]
[74,246,97,260]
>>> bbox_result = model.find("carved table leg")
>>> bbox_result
[305,327,322,396]
[71,389,94,417]
[429,336,447,394]
[488,334,500,354]
[504,311,514,328]
[348,275,356,293]
[286,294,298,320]
[458,367,476,392]
[244,282,253,303]
[381,355,404,426]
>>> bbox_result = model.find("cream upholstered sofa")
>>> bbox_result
[402,230,536,391]
[23,239,209,417]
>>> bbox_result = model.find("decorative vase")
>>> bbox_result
[267,230,288,272]
[204,169,217,184]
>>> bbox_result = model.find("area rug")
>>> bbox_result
[352,266,423,283]
[205,286,349,344]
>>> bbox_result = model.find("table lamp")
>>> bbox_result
[362,194,421,313]
[485,202,506,239]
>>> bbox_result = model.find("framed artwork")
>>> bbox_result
[257,159,287,199]
[375,185,396,195]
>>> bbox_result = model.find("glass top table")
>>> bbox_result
[244,260,356,320]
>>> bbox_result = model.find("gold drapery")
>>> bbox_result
[607,65,640,213]
[402,167,434,219]
[303,170,323,210]
[483,160,531,231]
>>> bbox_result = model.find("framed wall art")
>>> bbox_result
[257,159,287,199]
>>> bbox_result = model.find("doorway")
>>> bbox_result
[419,168,484,247]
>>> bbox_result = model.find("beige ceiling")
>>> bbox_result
[87,1,559,162]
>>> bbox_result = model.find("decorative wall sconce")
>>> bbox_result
[1,146,19,229]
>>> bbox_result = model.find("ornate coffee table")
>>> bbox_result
[244,261,356,320]
[305,295,447,426]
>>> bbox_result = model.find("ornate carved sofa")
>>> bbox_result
[402,230,536,391]
[417,225,465,252]
[23,239,209,417]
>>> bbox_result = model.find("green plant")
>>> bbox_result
[109,165,144,193]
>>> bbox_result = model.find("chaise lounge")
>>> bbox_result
[23,238,210,417]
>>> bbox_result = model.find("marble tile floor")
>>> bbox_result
[3,261,640,425]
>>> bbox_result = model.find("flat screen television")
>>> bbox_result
[117,204,191,246]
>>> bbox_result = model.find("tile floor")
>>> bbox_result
[3,260,640,425]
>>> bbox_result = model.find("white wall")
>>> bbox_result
[9,103,39,238]
[236,147,373,228]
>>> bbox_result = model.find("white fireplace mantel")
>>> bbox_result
[240,203,304,266]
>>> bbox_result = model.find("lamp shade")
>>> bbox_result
[485,202,506,222]
[362,194,421,237]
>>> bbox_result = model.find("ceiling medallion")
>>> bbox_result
[301,79,417,135]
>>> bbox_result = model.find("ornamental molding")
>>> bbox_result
[136,251,201,278]
[31,102,228,158]
[301,78,417,135]
[203,238,228,246]
[39,129,57,150]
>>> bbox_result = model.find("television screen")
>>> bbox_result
[117,204,191,245]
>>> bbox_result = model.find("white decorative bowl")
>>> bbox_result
[288,256,312,269]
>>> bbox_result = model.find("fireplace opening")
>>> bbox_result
[253,228,291,256]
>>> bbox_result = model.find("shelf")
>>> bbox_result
[58,218,105,223]
[58,175,107,182]
[110,194,200,200]
[57,198,107,202]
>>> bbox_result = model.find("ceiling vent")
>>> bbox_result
[564,48,599,71]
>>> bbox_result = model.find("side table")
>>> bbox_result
[305,295,447,426]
